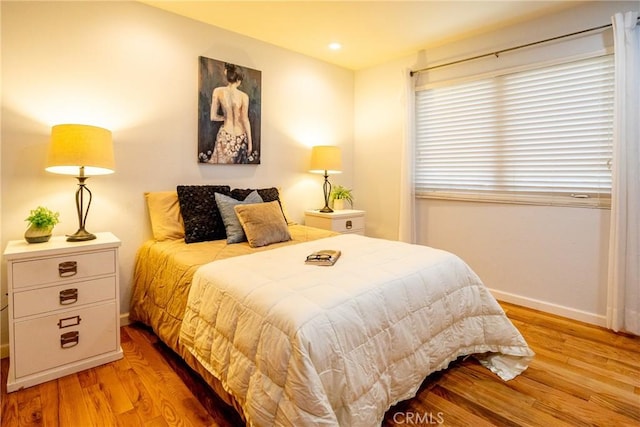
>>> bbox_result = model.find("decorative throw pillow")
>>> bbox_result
[215,191,263,243]
[177,185,231,243]
[144,191,185,241]
[231,187,280,203]
[234,200,292,248]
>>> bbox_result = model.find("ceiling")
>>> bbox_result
[141,0,578,70]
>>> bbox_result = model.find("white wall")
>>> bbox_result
[354,1,638,326]
[0,1,354,352]
[3,0,636,356]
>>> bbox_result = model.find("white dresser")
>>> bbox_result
[304,209,366,235]
[3,232,123,392]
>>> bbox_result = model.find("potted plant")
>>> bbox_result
[330,185,353,210]
[24,206,60,243]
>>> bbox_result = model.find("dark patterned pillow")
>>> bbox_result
[177,185,231,243]
[231,187,280,203]
[231,187,287,220]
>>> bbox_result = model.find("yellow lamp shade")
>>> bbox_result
[309,145,342,174]
[46,124,115,176]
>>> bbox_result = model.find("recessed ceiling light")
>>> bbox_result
[328,42,342,51]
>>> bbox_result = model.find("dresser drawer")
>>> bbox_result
[304,210,366,235]
[11,250,116,289]
[13,302,118,378]
[330,216,364,233]
[307,215,365,233]
[12,276,116,318]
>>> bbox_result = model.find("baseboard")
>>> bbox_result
[120,312,131,327]
[490,288,607,327]
[1,343,9,359]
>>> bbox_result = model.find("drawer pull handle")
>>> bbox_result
[60,331,79,349]
[59,288,78,305]
[346,220,353,229]
[58,315,82,329]
[58,261,78,277]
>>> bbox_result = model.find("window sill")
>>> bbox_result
[416,191,611,209]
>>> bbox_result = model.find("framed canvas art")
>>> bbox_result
[198,56,261,164]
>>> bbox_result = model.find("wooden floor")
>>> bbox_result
[2,302,639,426]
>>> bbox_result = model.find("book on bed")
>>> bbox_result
[305,249,341,266]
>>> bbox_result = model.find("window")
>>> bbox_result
[414,54,614,207]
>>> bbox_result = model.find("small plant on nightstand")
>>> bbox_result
[330,185,353,210]
[24,206,60,243]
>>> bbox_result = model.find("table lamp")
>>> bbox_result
[46,124,115,241]
[309,145,342,213]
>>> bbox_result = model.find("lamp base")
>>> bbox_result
[67,171,96,242]
[318,171,334,213]
[67,229,96,242]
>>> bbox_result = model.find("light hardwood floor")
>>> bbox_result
[2,302,639,426]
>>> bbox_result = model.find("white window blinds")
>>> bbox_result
[415,54,614,207]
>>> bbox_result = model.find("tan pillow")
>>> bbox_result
[234,201,291,248]
[145,191,185,241]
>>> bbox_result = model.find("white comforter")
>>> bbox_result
[180,234,534,426]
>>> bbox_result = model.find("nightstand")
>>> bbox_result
[304,209,365,235]
[3,232,123,392]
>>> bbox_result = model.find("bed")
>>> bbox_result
[130,186,534,426]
